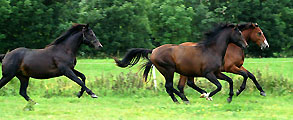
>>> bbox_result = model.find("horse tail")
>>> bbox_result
[0,54,5,63]
[113,48,152,68]
[141,59,153,82]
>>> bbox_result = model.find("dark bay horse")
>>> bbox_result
[114,24,248,103]
[178,23,269,98]
[0,24,102,103]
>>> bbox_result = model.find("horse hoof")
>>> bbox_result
[236,90,240,96]
[227,97,232,103]
[175,101,180,104]
[260,92,266,96]
[77,92,82,98]
[206,97,213,101]
[91,94,98,98]
[183,101,190,104]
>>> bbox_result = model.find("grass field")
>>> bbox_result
[0,58,292,119]
[0,95,292,120]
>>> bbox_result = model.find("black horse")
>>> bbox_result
[114,24,248,103]
[0,23,102,103]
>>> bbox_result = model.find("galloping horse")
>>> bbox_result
[0,24,102,103]
[114,24,248,103]
[177,23,269,97]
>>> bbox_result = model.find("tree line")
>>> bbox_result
[0,0,292,57]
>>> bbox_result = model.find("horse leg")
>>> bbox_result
[186,77,208,98]
[177,75,187,94]
[246,70,266,96]
[205,72,222,101]
[0,75,15,89]
[62,67,97,98]
[216,73,234,103]
[16,75,36,103]
[163,72,179,103]
[73,69,86,98]
[228,66,248,96]
[157,66,189,103]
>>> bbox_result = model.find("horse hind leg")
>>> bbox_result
[0,67,18,89]
[0,75,15,89]
[158,67,189,103]
[16,75,35,103]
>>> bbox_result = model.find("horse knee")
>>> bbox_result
[216,84,222,91]
[239,71,248,79]
[80,74,86,81]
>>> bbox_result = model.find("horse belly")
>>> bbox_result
[175,63,203,77]
[20,60,62,79]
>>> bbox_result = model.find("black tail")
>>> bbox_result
[0,54,5,63]
[113,48,152,68]
[141,60,153,82]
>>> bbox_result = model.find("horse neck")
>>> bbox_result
[241,28,252,42]
[207,29,231,59]
[58,32,83,56]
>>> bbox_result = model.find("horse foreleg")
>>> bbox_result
[216,73,234,103]
[177,75,187,94]
[62,67,97,98]
[72,69,86,98]
[228,66,248,96]
[246,69,266,96]
[205,72,222,101]
[186,77,207,97]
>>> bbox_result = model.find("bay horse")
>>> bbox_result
[177,23,269,98]
[0,24,102,103]
[114,24,248,103]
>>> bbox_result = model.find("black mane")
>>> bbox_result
[199,23,236,45]
[47,24,86,47]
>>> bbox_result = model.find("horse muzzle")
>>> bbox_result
[260,40,269,50]
[94,42,103,50]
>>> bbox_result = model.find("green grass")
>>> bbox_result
[0,95,292,120]
[0,58,292,119]
[243,58,293,80]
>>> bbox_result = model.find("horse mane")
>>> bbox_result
[238,22,257,31]
[46,23,86,47]
[198,23,236,45]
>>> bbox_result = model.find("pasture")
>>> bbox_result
[0,58,292,119]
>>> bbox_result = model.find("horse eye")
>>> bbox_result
[258,32,262,36]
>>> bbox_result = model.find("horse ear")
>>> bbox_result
[254,23,259,27]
